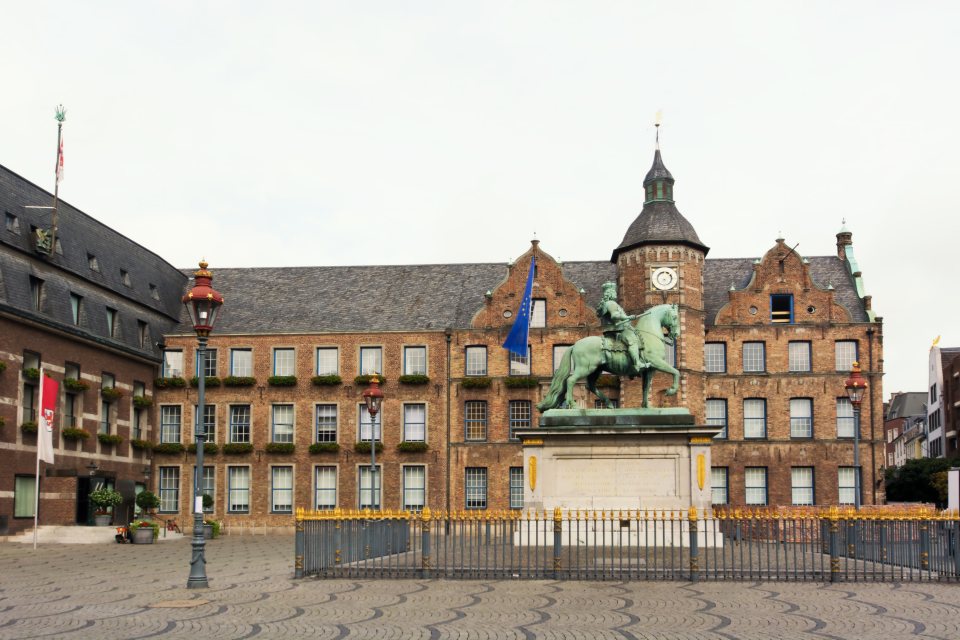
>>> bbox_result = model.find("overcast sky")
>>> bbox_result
[3,2,958,397]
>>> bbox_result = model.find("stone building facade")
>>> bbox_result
[2,142,885,532]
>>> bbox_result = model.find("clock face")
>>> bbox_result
[652,267,679,291]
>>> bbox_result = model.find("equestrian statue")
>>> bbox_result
[536,282,680,411]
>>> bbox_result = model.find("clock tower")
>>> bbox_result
[611,140,709,412]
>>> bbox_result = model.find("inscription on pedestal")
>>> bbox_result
[551,455,678,499]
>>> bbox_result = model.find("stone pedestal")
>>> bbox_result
[516,408,721,514]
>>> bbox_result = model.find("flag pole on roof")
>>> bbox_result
[502,242,537,357]
[51,105,66,250]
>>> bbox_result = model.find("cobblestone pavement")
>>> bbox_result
[1,534,958,639]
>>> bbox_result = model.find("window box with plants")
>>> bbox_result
[63,427,90,442]
[187,442,219,455]
[398,374,430,385]
[153,442,185,455]
[98,433,123,447]
[129,519,160,544]
[20,421,38,435]
[397,441,429,453]
[132,396,153,409]
[222,442,254,455]
[354,441,384,454]
[90,487,123,526]
[63,378,90,393]
[461,377,492,389]
[504,376,539,389]
[101,387,123,402]
[189,376,222,388]
[354,374,386,385]
[265,442,295,454]
[309,442,340,454]
[23,367,40,382]
[154,376,187,389]
[130,438,153,451]
[267,375,297,387]
[222,376,256,387]
[311,374,342,386]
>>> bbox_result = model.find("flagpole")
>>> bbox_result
[33,368,44,550]
[51,105,66,249]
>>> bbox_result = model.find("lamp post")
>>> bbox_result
[182,260,223,589]
[844,361,868,510]
[362,375,384,510]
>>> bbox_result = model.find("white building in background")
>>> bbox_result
[927,344,960,459]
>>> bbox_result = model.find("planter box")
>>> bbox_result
[94,514,112,527]
[203,524,214,539]
[131,528,155,544]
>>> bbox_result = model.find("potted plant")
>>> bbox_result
[136,490,160,514]
[202,495,216,538]
[203,516,221,540]
[89,487,123,526]
[129,519,159,544]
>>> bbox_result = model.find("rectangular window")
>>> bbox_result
[158,467,179,513]
[771,294,793,323]
[227,467,250,513]
[743,399,767,439]
[465,467,487,509]
[790,398,813,438]
[742,342,765,373]
[745,467,768,505]
[530,299,546,328]
[87,253,99,272]
[509,400,531,440]
[22,384,36,424]
[403,346,427,375]
[14,476,36,518]
[63,394,78,429]
[193,404,216,442]
[29,276,43,311]
[665,342,676,368]
[271,466,293,513]
[316,405,338,443]
[134,408,144,440]
[835,341,858,371]
[509,345,531,376]
[358,465,381,509]
[5,212,20,234]
[838,467,859,505]
[711,467,728,505]
[465,346,488,376]
[704,343,726,373]
[403,466,426,511]
[196,348,218,377]
[23,351,40,370]
[229,405,251,443]
[162,350,183,378]
[316,347,338,375]
[509,467,524,509]
[272,404,294,443]
[315,466,337,509]
[791,467,815,505]
[99,400,110,434]
[70,293,82,325]
[836,398,856,438]
[201,466,215,513]
[464,401,487,441]
[359,405,381,442]
[273,348,295,376]
[403,404,426,442]
[106,307,117,337]
[788,341,812,372]
[552,345,570,373]
[160,406,182,443]
[706,399,728,438]
[230,349,252,377]
[65,362,80,381]
[137,321,149,348]
[359,347,382,376]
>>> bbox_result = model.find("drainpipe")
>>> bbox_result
[444,328,452,522]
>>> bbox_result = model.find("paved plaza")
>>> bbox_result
[0,533,958,639]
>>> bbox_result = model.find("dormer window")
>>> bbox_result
[771,294,793,324]
[121,270,131,287]
[149,284,160,300]
[6,213,20,234]
[88,253,99,272]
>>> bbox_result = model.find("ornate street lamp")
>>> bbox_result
[362,375,384,510]
[844,361,868,510]
[182,260,223,588]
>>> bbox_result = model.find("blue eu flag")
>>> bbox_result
[502,255,535,357]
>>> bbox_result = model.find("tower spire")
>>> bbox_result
[655,110,662,150]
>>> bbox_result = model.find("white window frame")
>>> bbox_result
[160,405,182,443]
[552,345,571,373]
[837,398,856,438]
[359,346,382,376]
[835,341,858,371]
[465,346,487,377]
[838,466,859,505]
[271,465,294,514]
[704,343,726,373]
[314,466,337,510]
[158,467,179,513]
[790,398,813,438]
[403,346,427,376]
[227,466,251,513]
[465,467,487,510]
[509,345,531,376]
[745,467,767,505]
[402,403,426,442]
[316,347,339,376]
[711,467,728,505]
[162,350,183,378]
[230,348,253,377]
[791,467,814,505]
[788,341,812,372]
[530,299,546,328]
[742,342,765,373]
[272,404,294,443]
[316,404,338,443]
[743,398,767,439]
[706,399,727,438]
[358,404,381,442]
[509,467,524,509]
[402,465,426,511]
[358,465,381,510]
[273,348,295,377]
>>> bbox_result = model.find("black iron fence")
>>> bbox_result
[294,507,960,582]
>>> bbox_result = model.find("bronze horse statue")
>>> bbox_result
[536,303,680,411]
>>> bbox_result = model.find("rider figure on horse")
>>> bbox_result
[595,281,645,377]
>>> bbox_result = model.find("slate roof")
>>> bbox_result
[941,347,960,370]
[612,201,709,259]
[644,149,674,184]
[886,392,927,420]
[0,165,187,358]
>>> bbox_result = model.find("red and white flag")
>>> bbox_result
[37,372,58,464]
[56,137,64,183]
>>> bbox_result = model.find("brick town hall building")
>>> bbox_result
[0,146,883,533]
